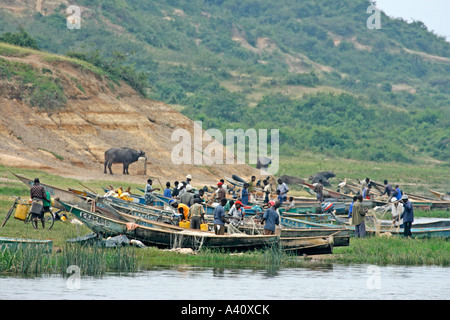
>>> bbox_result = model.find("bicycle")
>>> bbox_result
[1,195,55,230]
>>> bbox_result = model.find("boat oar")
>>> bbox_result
[79,182,97,195]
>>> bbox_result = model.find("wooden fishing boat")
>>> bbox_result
[58,201,278,252]
[102,187,166,207]
[238,226,350,247]
[280,235,333,255]
[299,181,354,200]
[0,237,53,253]
[280,212,336,223]
[13,173,89,210]
[429,190,450,201]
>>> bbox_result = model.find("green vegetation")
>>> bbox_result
[65,47,150,96]
[0,56,66,110]
[0,1,449,163]
[0,26,39,50]
[334,237,450,266]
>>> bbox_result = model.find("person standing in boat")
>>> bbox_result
[401,195,414,237]
[189,198,205,230]
[248,175,256,202]
[213,198,228,235]
[216,182,226,202]
[228,200,244,227]
[276,179,289,202]
[261,201,280,235]
[263,180,271,204]
[144,179,160,205]
[172,181,180,198]
[352,195,367,238]
[241,183,249,205]
[163,182,172,198]
[180,184,194,207]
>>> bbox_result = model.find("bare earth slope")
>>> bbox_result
[0,47,259,186]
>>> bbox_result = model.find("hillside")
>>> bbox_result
[0,42,259,185]
[0,0,449,165]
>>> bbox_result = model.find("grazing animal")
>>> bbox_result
[256,156,272,170]
[104,148,145,175]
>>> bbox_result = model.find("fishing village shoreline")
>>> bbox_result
[0,162,449,277]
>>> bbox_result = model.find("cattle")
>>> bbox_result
[104,148,145,175]
[256,156,272,170]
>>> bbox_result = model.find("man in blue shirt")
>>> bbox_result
[401,195,414,237]
[394,185,402,201]
[163,182,172,198]
[213,198,228,235]
[262,201,280,235]
[348,196,357,218]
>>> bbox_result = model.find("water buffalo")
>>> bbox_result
[104,148,145,175]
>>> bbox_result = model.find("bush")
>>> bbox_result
[0,27,39,50]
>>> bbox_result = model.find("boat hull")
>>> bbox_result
[59,201,279,252]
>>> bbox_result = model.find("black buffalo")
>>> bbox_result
[104,148,145,175]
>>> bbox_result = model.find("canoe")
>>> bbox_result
[299,181,354,200]
[0,237,53,253]
[58,201,279,252]
[280,235,333,255]
[13,173,88,210]
[280,212,336,223]
[238,226,350,247]
[429,190,450,201]
[101,187,166,207]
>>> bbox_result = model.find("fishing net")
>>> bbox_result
[171,229,206,251]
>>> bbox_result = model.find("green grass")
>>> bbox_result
[334,237,450,266]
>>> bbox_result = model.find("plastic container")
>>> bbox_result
[179,220,190,229]
[200,223,208,231]
[14,204,29,221]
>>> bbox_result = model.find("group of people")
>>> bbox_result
[143,174,284,235]
[349,178,414,238]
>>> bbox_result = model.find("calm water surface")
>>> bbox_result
[1,264,448,300]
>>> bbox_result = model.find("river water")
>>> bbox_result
[1,264,448,300]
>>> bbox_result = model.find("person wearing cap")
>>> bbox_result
[228,200,243,227]
[180,184,194,207]
[185,174,192,186]
[400,195,414,237]
[391,197,404,226]
[262,201,280,235]
[216,182,226,202]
